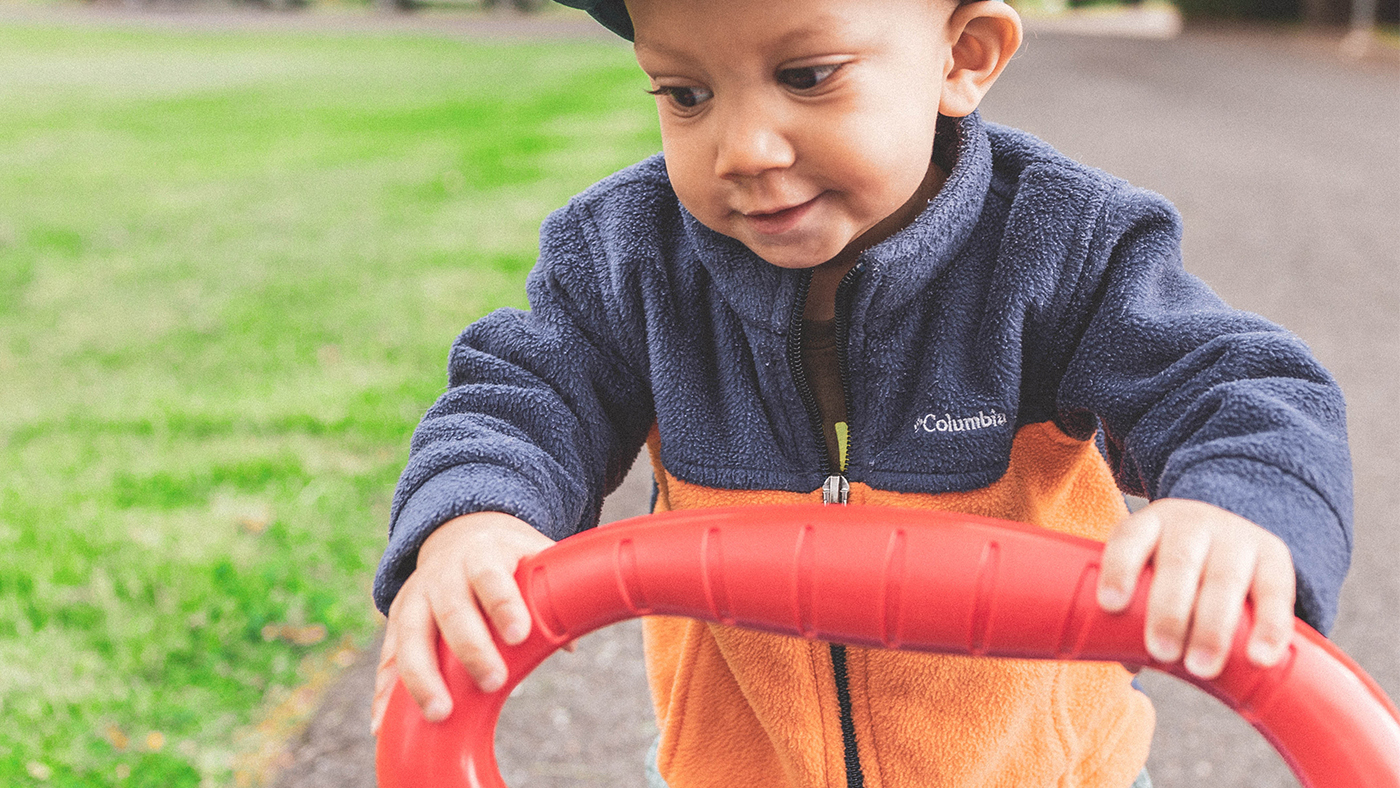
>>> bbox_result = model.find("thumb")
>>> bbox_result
[371,653,398,736]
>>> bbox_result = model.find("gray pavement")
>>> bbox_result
[981,29,1400,788]
[266,23,1399,788]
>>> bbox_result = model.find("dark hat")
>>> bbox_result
[558,0,997,42]
[555,0,635,40]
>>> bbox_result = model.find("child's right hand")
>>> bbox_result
[370,511,554,735]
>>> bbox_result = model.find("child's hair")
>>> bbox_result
[557,0,985,42]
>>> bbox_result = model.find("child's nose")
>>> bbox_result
[713,105,796,180]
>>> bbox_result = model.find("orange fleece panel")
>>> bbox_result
[640,422,1155,788]
[645,617,850,788]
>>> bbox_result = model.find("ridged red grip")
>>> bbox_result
[376,505,1400,788]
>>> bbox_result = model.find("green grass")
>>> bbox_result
[0,17,658,786]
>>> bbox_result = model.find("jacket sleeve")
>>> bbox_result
[372,202,655,614]
[1051,185,1353,633]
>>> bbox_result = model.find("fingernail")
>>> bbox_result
[503,621,528,644]
[1146,634,1181,664]
[1248,639,1283,667]
[1184,647,1220,678]
[1097,586,1129,611]
[424,697,451,722]
[479,669,506,693]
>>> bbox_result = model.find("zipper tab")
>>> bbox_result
[834,421,849,473]
[822,474,850,505]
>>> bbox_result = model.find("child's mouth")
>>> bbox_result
[743,196,819,236]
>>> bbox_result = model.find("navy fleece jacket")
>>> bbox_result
[374,113,1352,633]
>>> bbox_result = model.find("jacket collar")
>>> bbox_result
[679,112,993,334]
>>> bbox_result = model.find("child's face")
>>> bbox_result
[629,0,959,270]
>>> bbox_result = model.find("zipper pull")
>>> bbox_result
[834,421,849,473]
[822,474,850,505]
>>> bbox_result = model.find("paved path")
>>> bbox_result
[269,469,656,788]
[982,29,1400,787]
[250,20,1400,788]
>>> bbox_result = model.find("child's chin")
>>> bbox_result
[753,252,828,270]
[743,237,845,270]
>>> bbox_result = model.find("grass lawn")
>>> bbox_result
[0,15,657,786]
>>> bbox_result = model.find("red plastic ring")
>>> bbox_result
[376,505,1400,788]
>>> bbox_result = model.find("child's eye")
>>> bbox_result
[776,64,841,91]
[646,85,713,109]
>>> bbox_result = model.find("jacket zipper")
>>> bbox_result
[786,263,865,788]
[787,266,863,500]
[786,272,839,496]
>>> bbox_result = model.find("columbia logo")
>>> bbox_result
[915,409,1008,434]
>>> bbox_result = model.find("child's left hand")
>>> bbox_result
[1096,498,1296,679]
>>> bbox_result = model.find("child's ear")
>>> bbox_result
[939,1,1023,118]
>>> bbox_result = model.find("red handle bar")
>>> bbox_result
[376,505,1400,788]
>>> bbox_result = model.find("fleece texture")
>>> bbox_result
[375,112,1352,629]
[642,422,1155,788]
[374,112,1353,786]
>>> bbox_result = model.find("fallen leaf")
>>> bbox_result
[289,624,327,646]
[238,517,269,535]
[261,623,329,646]
[104,724,129,751]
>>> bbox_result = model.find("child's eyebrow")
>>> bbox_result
[633,14,864,65]
[765,17,860,53]
[631,38,685,62]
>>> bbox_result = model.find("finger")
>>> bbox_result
[371,660,398,736]
[370,627,400,736]
[1182,541,1256,678]
[472,566,533,645]
[394,593,454,722]
[434,585,509,693]
[1143,523,1211,664]
[1246,539,1297,667]
[1098,509,1163,612]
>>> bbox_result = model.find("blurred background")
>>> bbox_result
[0,0,1395,786]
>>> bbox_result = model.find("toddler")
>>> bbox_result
[370,1,1353,785]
